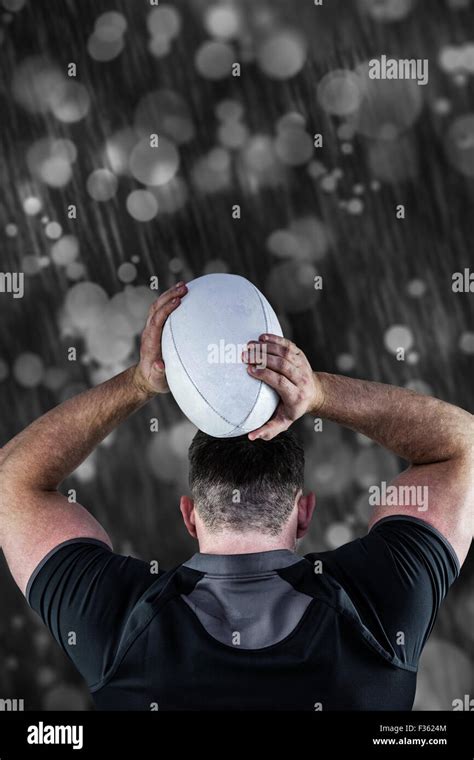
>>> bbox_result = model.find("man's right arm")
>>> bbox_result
[315,372,473,565]
[244,334,473,566]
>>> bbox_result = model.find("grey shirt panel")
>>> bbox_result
[181,549,312,648]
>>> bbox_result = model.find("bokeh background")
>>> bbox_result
[0,0,473,710]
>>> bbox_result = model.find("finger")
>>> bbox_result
[142,294,184,363]
[247,364,298,402]
[146,282,187,327]
[245,340,302,366]
[259,334,301,356]
[248,415,291,441]
[244,352,300,384]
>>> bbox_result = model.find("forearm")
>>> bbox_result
[314,372,474,465]
[0,365,155,490]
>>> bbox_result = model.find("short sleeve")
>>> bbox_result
[26,538,161,689]
[306,516,460,669]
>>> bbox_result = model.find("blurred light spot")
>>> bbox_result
[445,114,474,177]
[267,230,300,259]
[208,147,231,171]
[407,278,426,297]
[195,41,234,79]
[104,128,136,175]
[216,99,244,121]
[205,5,241,39]
[43,367,68,391]
[320,174,338,192]
[5,223,18,237]
[22,255,41,274]
[12,57,65,114]
[354,62,423,140]
[27,138,73,188]
[325,522,353,549]
[95,11,127,42]
[130,137,180,186]
[169,258,183,273]
[118,262,137,283]
[45,222,62,240]
[439,46,465,73]
[49,81,90,123]
[338,122,357,140]
[134,90,194,145]
[126,189,159,221]
[87,169,118,201]
[87,33,124,61]
[147,5,181,39]
[432,97,452,116]
[148,35,171,58]
[257,29,306,79]
[307,160,327,179]
[277,112,306,131]
[147,176,188,213]
[218,120,248,149]
[13,352,44,388]
[347,198,364,214]
[317,69,363,116]
[23,196,42,215]
[274,126,313,166]
[407,350,419,364]
[66,261,86,280]
[238,135,284,190]
[357,0,415,21]
[51,235,79,266]
[87,320,133,364]
[336,353,355,372]
[65,282,108,331]
[384,324,414,353]
[459,331,474,353]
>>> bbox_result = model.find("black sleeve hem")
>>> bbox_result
[369,515,461,578]
[25,537,112,605]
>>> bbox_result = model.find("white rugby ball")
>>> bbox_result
[162,273,283,437]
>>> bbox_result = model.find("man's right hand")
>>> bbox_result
[242,334,324,441]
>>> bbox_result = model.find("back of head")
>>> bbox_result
[188,430,305,536]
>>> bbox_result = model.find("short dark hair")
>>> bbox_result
[188,429,305,536]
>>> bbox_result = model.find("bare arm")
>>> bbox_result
[244,334,474,565]
[0,281,188,594]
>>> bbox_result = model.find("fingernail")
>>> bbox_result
[171,297,178,303]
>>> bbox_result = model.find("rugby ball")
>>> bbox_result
[162,273,283,437]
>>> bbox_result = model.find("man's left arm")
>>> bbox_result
[0,281,187,595]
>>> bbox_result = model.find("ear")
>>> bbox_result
[296,491,316,539]
[180,495,197,538]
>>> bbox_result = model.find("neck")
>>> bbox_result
[197,531,296,555]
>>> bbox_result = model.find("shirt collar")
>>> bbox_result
[183,549,302,574]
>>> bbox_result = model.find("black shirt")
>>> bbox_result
[26,516,459,711]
